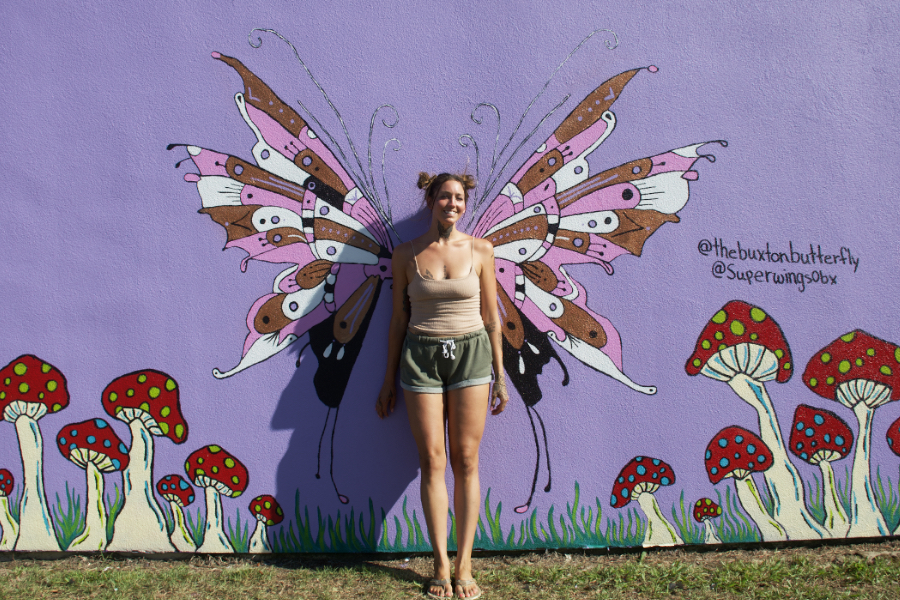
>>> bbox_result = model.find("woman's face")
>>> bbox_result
[430,180,466,227]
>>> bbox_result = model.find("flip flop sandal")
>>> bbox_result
[455,579,482,600]
[424,578,453,599]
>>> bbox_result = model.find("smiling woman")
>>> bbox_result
[376,172,507,600]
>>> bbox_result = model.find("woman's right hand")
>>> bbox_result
[376,382,397,419]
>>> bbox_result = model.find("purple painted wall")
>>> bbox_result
[2,1,899,551]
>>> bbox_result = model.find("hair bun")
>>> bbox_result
[417,172,436,190]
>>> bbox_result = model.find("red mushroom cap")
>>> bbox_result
[249,494,284,526]
[156,474,196,507]
[686,301,792,383]
[610,456,675,508]
[705,426,773,484]
[693,498,722,523]
[789,404,852,465]
[184,445,248,497]
[56,418,130,473]
[887,414,900,457]
[803,330,900,409]
[0,355,69,422]
[0,468,13,497]
[102,370,188,443]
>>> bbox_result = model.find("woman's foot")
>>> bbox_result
[454,578,482,599]
[424,578,453,599]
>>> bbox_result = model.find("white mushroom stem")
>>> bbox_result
[106,419,174,551]
[13,415,59,551]
[701,520,721,544]
[818,460,850,537]
[168,501,197,553]
[0,496,18,550]
[846,402,889,537]
[728,374,827,538]
[635,493,683,547]
[197,486,233,553]
[733,475,788,542]
[248,519,272,553]
[68,462,107,551]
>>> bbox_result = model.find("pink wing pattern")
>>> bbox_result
[472,66,723,511]
[173,53,394,503]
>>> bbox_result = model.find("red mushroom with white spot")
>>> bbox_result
[0,355,69,551]
[0,469,17,550]
[788,405,853,537]
[248,494,283,553]
[610,456,683,547]
[157,474,197,552]
[693,498,722,544]
[102,369,188,552]
[705,425,787,541]
[185,445,248,553]
[686,301,825,539]
[803,330,900,537]
[56,418,129,550]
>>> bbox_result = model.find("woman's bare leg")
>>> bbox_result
[406,391,453,598]
[447,384,489,599]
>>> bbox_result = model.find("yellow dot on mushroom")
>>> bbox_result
[159,422,169,435]
[895,348,900,363]
[881,366,893,376]
[53,404,61,412]
[46,380,58,392]
[197,458,204,464]
[38,392,44,399]
[718,344,726,351]
[692,358,701,368]
[701,340,711,350]
[855,358,863,367]
[209,445,221,453]
[867,348,875,356]
[149,387,160,399]
[826,376,835,385]
[3,378,9,385]
[139,402,150,412]
[255,505,261,512]
[166,379,177,391]
[821,353,831,364]
[264,501,271,509]
[126,389,134,397]
[749,307,766,322]
[211,466,218,474]
[138,374,147,383]
[109,392,117,402]
[838,360,851,374]
[13,363,27,376]
[711,310,727,324]
[750,333,758,341]
[809,378,818,387]
[0,392,4,400]
[730,320,745,336]
[225,458,235,468]
[716,507,721,515]
[267,519,274,526]
[196,468,205,477]
[841,332,856,343]
[115,406,123,414]
[775,349,784,359]
[715,331,724,341]
[160,406,170,418]
[18,383,29,394]
[184,461,190,471]
[42,363,51,373]
[175,424,184,439]
[232,476,240,484]
[277,507,283,516]
[783,362,791,370]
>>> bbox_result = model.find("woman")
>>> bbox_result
[376,172,508,599]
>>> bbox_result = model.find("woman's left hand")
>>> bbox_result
[490,378,509,415]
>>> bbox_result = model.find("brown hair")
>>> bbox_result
[417,172,477,209]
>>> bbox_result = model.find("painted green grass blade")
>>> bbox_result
[104,484,124,544]
[50,482,84,551]
[671,490,704,544]
[874,465,900,532]
[226,508,250,552]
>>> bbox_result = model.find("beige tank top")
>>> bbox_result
[407,238,484,336]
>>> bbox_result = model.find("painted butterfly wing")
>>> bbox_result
[177,54,393,382]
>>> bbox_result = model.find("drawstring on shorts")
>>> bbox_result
[440,339,456,359]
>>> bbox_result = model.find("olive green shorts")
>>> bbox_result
[400,328,493,394]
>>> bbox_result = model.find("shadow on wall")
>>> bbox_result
[272,211,428,552]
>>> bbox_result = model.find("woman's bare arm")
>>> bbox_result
[376,244,412,419]
[476,238,508,415]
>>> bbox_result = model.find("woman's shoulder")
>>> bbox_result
[472,236,494,255]
[392,241,415,262]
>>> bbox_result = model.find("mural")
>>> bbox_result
[2,4,898,555]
